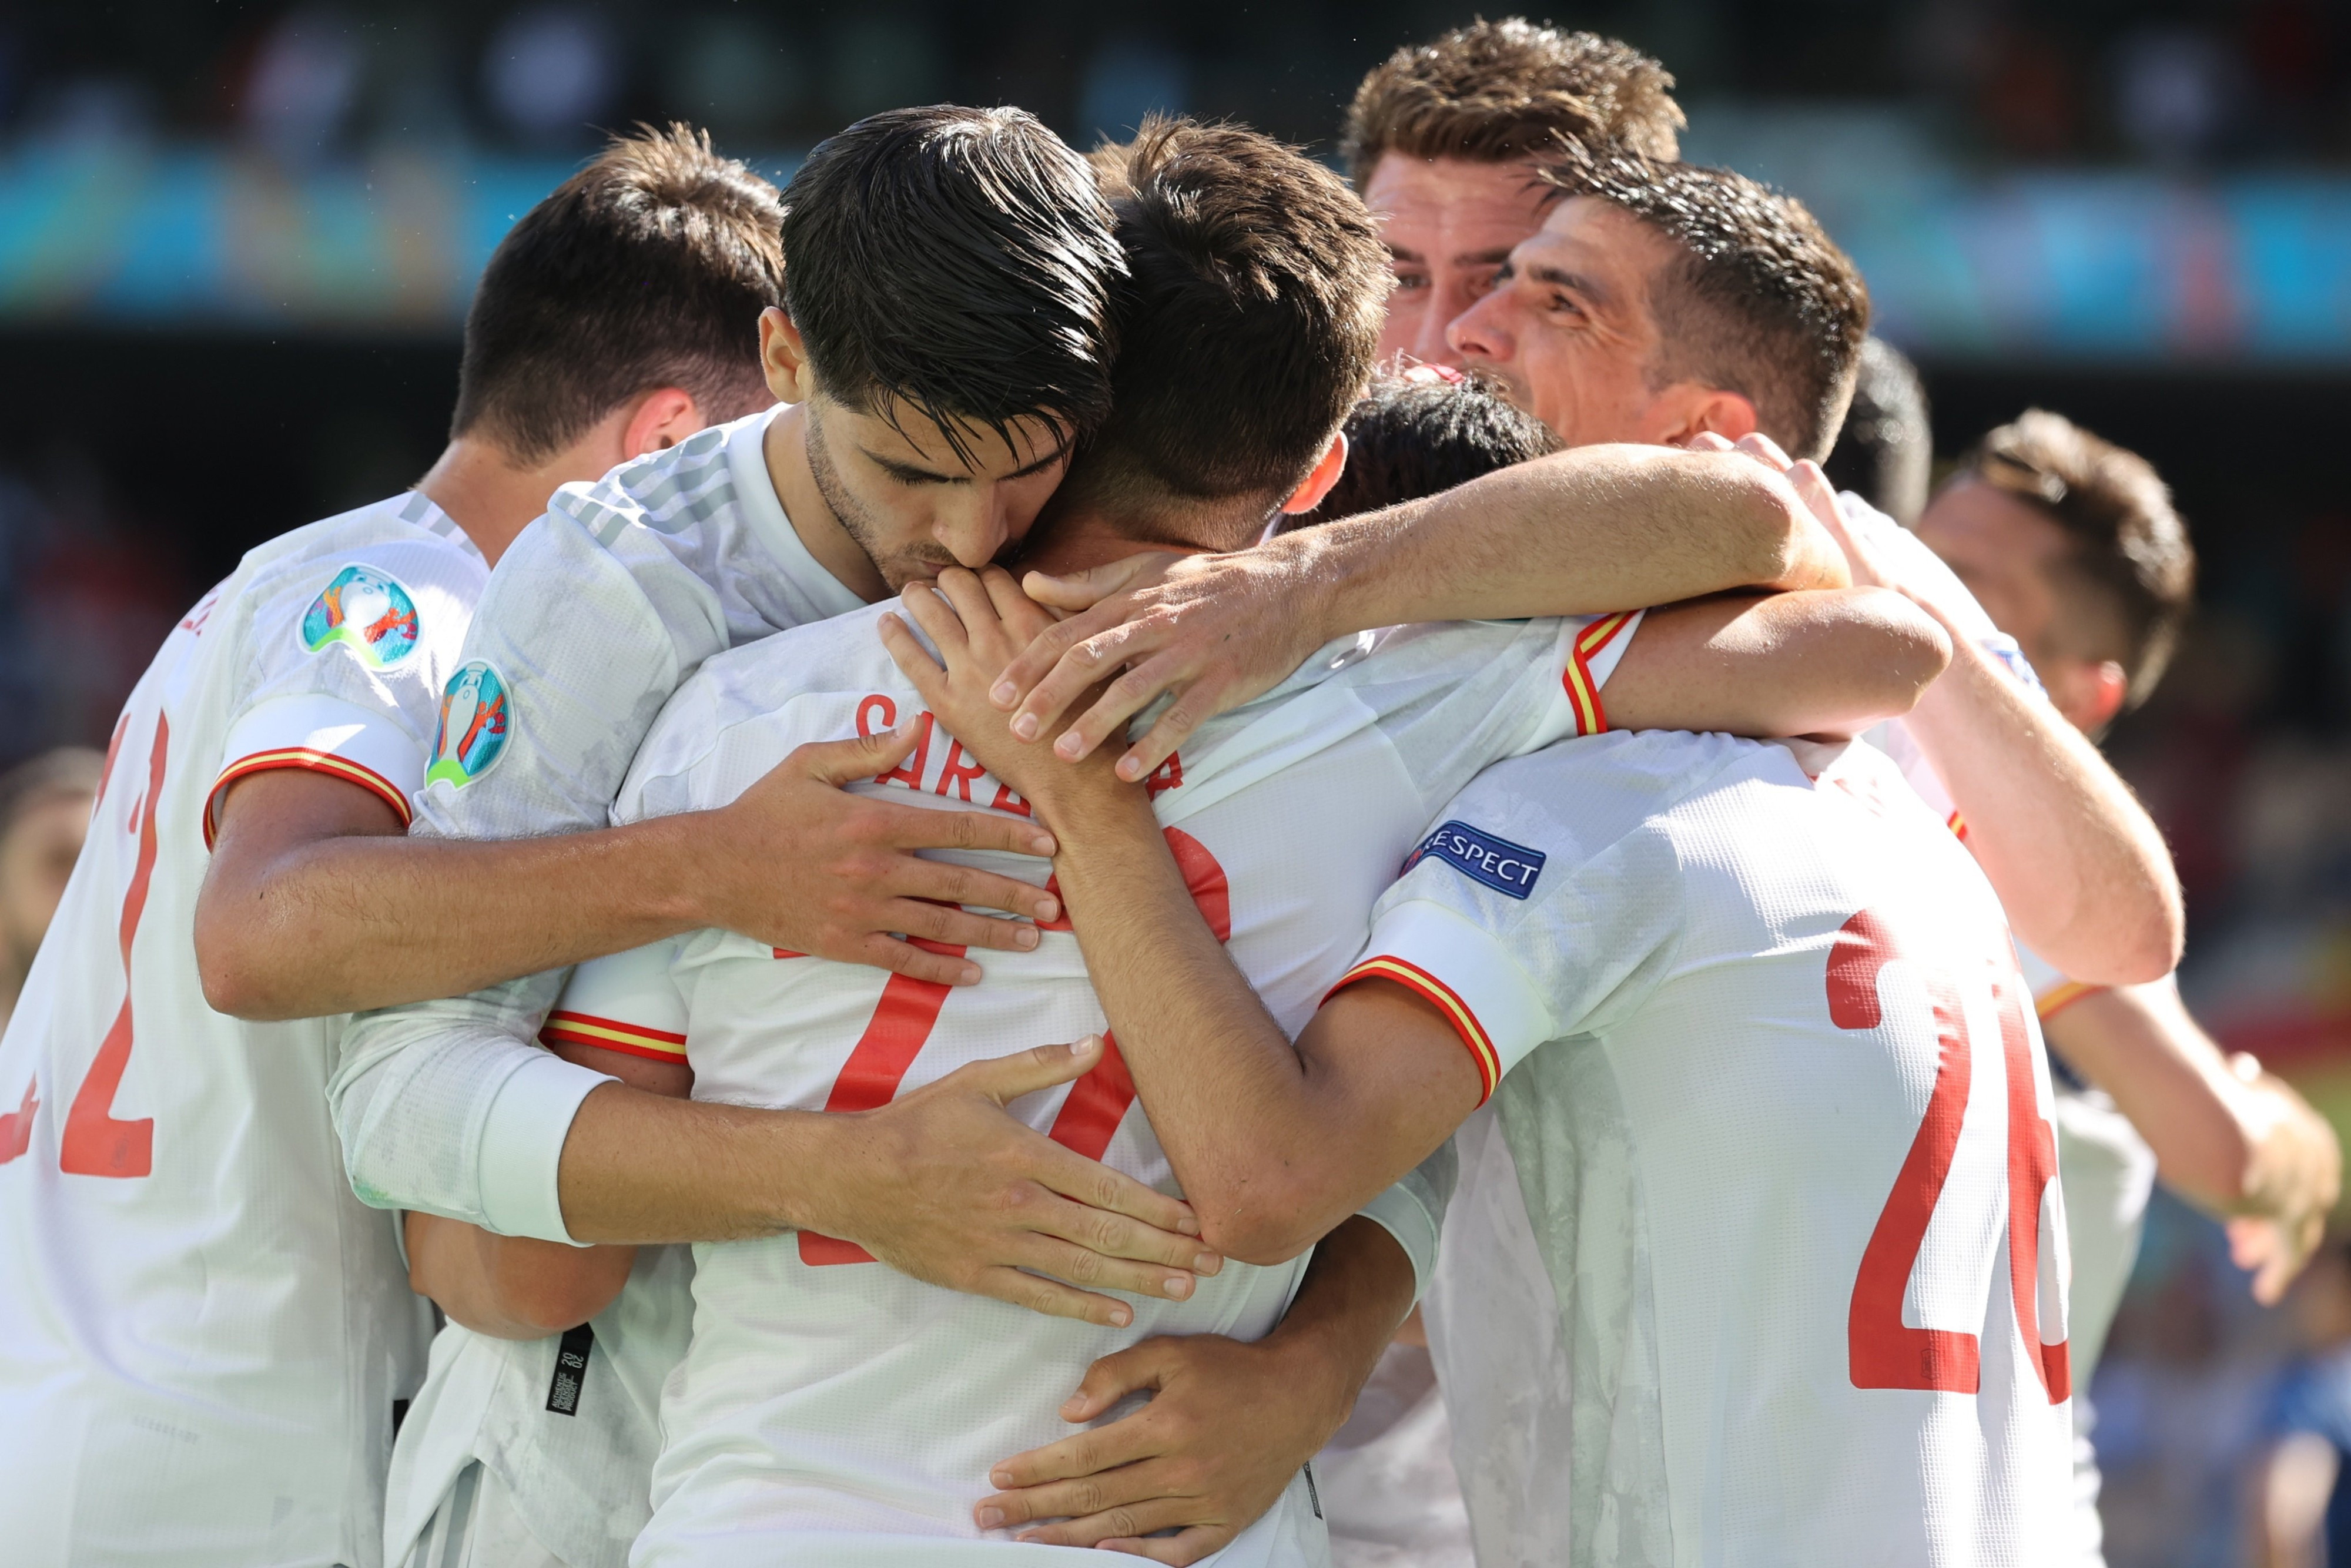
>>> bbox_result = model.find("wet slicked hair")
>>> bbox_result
[1955,409,2196,708]
[1545,150,1870,462]
[1284,370,1559,530]
[1342,18,1682,190]
[782,105,1123,462]
[453,123,786,464]
[1061,117,1386,547]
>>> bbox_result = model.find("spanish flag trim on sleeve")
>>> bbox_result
[1562,611,1637,737]
[1329,955,1501,1105]
[542,1010,691,1063]
[204,748,413,850]
[2037,981,2104,1022]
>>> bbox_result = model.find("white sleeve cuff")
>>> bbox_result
[1354,1180,1443,1304]
[476,1051,617,1245]
[209,693,426,847]
[1548,608,1646,742]
[1338,899,1558,1098]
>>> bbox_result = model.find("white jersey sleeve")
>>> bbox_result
[206,497,484,839]
[1329,731,1690,1101]
[331,410,858,1242]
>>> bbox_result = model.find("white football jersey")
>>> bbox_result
[543,598,1639,1565]
[1342,731,2075,1565]
[358,404,874,1568]
[0,492,485,1567]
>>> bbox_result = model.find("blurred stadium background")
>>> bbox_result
[1,2,2344,1559]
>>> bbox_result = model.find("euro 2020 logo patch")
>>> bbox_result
[427,661,510,788]
[302,565,420,668]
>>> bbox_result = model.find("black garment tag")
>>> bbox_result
[546,1323,595,1416]
[1302,1462,1322,1520]
[391,1398,410,1436]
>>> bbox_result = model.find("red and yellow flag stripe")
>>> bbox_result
[205,748,410,849]
[542,1010,689,1063]
[1329,955,1501,1104]
[1563,612,1637,737]
[2037,980,2105,1022]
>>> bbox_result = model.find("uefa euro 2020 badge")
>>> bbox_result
[302,565,421,668]
[427,661,510,789]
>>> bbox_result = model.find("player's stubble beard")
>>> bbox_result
[804,403,963,592]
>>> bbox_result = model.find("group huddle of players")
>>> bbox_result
[0,18,2339,1568]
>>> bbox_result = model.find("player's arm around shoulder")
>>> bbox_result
[1602,587,1950,739]
[407,1038,688,1339]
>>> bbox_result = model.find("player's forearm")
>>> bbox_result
[1904,636,2182,984]
[206,815,718,1020]
[1044,788,1389,1258]
[403,1209,634,1339]
[1294,444,1846,638]
[555,1083,845,1244]
[1252,1217,1418,1447]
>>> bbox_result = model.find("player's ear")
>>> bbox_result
[760,307,818,406]
[623,387,702,459]
[1278,431,1349,516]
[1653,384,1760,451]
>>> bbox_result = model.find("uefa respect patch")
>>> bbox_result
[302,565,421,668]
[1404,820,1547,900]
[426,661,510,788]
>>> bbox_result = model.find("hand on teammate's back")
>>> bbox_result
[691,722,1064,987]
[812,1035,1223,1327]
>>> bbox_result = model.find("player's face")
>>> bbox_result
[1915,479,2113,729]
[1446,198,1689,450]
[805,396,1072,593]
[1365,154,1553,370]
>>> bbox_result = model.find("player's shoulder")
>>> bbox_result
[544,407,769,549]
[226,492,486,647]
[1433,729,1771,879]
[689,598,897,713]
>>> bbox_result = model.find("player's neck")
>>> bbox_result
[1016,505,1227,578]
[414,436,595,567]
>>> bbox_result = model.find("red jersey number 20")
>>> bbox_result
[1828,906,2068,1404]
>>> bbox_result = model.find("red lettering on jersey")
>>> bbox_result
[0,1078,36,1163]
[989,782,1033,818]
[855,693,897,738]
[772,949,806,960]
[800,936,968,1265]
[61,715,167,1178]
[1044,828,1230,1157]
[96,712,129,809]
[1144,753,1184,798]
[876,713,934,790]
[179,588,222,636]
[935,740,987,803]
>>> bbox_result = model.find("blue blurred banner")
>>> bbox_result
[3,136,2350,361]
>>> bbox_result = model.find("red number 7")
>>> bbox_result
[797,827,1229,1267]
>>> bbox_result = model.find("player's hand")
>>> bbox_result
[973,1331,1349,1564]
[2226,1057,2340,1306]
[819,1036,1223,1328]
[987,545,1335,782]
[691,723,1062,987]
[880,567,1131,820]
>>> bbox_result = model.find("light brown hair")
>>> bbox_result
[1958,410,2196,706]
[1545,150,1870,462]
[1342,19,1683,190]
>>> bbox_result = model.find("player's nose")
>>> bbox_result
[1447,291,1512,363]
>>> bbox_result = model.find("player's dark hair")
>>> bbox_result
[452,123,786,464]
[1954,410,2196,708]
[1282,370,1559,531]
[1542,149,1870,463]
[1824,336,1932,526]
[1342,19,1682,190]
[781,105,1123,463]
[1057,117,1386,549]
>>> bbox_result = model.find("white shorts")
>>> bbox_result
[402,1461,568,1568]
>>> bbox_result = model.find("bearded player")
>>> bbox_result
[0,126,803,1568]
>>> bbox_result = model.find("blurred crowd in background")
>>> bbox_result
[2,2,2350,1562]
